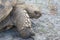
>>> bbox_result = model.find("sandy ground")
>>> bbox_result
[0,0,60,40]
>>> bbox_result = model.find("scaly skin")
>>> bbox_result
[0,0,42,39]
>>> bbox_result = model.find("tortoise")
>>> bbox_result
[0,0,42,39]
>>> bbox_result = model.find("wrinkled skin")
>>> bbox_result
[11,8,35,38]
[0,0,42,39]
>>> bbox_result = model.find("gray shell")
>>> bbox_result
[0,0,25,22]
[0,0,17,30]
[0,5,12,22]
[0,0,13,22]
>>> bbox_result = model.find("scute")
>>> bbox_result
[0,0,13,22]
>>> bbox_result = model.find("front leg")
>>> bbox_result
[12,6,34,39]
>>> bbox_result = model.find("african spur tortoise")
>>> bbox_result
[0,0,42,39]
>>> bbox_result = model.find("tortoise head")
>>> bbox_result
[26,5,42,19]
